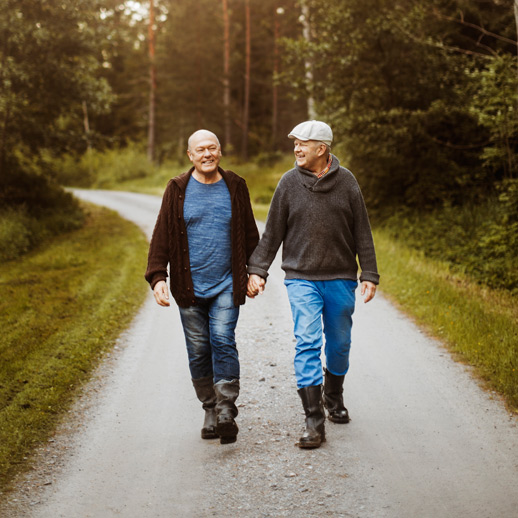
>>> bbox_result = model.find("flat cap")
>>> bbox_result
[288,120,333,146]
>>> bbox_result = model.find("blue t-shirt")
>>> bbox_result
[184,176,233,298]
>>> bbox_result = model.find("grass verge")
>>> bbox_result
[0,203,149,490]
[373,229,518,412]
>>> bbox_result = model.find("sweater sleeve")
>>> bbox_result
[240,179,260,261]
[247,177,289,279]
[144,182,173,289]
[351,187,380,285]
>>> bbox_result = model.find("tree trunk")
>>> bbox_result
[241,0,251,160]
[194,17,203,128]
[147,0,156,163]
[300,0,316,119]
[0,36,10,174]
[0,104,10,178]
[82,101,92,151]
[272,6,282,148]
[222,0,232,152]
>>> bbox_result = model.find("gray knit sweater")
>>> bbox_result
[247,155,380,285]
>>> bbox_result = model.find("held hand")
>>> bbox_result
[247,274,266,298]
[153,280,170,307]
[361,281,377,303]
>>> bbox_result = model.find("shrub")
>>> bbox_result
[53,143,155,188]
[374,182,518,295]
[0,208,33,262]
[0,152,85,262]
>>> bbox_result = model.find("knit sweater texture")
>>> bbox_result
[247,155,379,284]
[145,167,259,308]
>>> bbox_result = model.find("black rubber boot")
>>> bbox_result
[214,379,240,444]
[192,376,218,439]
[297,385,326,449]
[323,368,350,424]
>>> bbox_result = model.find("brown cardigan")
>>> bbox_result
[145,167,259,308]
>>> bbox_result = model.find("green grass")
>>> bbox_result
[0,203,149,489]
[374,229,518,411]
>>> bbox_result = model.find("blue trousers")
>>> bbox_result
[284,279,357,388]
[178,291,240,383]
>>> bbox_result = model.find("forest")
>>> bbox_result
[1,0,517,293]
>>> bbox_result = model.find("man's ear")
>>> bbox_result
[317,143,327,157]
[187,150,194,163]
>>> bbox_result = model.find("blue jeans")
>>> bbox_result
[285,279,357,388]
[178,291,240,383]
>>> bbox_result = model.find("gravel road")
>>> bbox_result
[1,189,517,518]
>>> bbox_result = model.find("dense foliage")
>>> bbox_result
[284,0,517,209]
[0,0,114,251]
[1,0,516,293]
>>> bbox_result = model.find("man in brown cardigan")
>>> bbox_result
[145,129,259,444]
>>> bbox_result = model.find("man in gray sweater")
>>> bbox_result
[247,120,379,449]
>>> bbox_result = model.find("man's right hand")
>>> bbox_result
[153,280,170,307]
[247,274,266,298]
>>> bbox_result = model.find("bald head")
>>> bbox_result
[186,129,222,180]
[187,130,221,152]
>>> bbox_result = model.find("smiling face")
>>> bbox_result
[293,139,327,173]
[187,130,222,178]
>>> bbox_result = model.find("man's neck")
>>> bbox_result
[310,155,331,176]
[192,169,222,184]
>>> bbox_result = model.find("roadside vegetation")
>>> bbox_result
[373,230,518,411]
[0,204,148,489]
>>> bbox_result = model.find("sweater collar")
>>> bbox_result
[295,154,340,193]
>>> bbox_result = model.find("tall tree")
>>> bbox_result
[241,0,251,159]
[222,0,232,151]
[148,0,157,162]
[272,6,283,146]
[300,0,315,119]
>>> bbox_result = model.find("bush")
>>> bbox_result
[375,181,518,294]
[0,208,33,262]
[0,152,85,262]
[53,143,155,188]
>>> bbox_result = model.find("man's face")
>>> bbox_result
[187,134,222,175]
[293,139,324,171]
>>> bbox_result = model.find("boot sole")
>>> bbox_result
[216,420,238,444]
[201,429,218,440]
[298,437,326,449]
[297,434,326,449]
[328,415,350,424]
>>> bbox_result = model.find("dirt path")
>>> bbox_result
[1,189,517,518]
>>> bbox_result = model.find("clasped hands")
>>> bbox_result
[247,274,266,298]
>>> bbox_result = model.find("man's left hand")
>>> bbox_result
[361,281,377,303]
[247,274,265,298]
